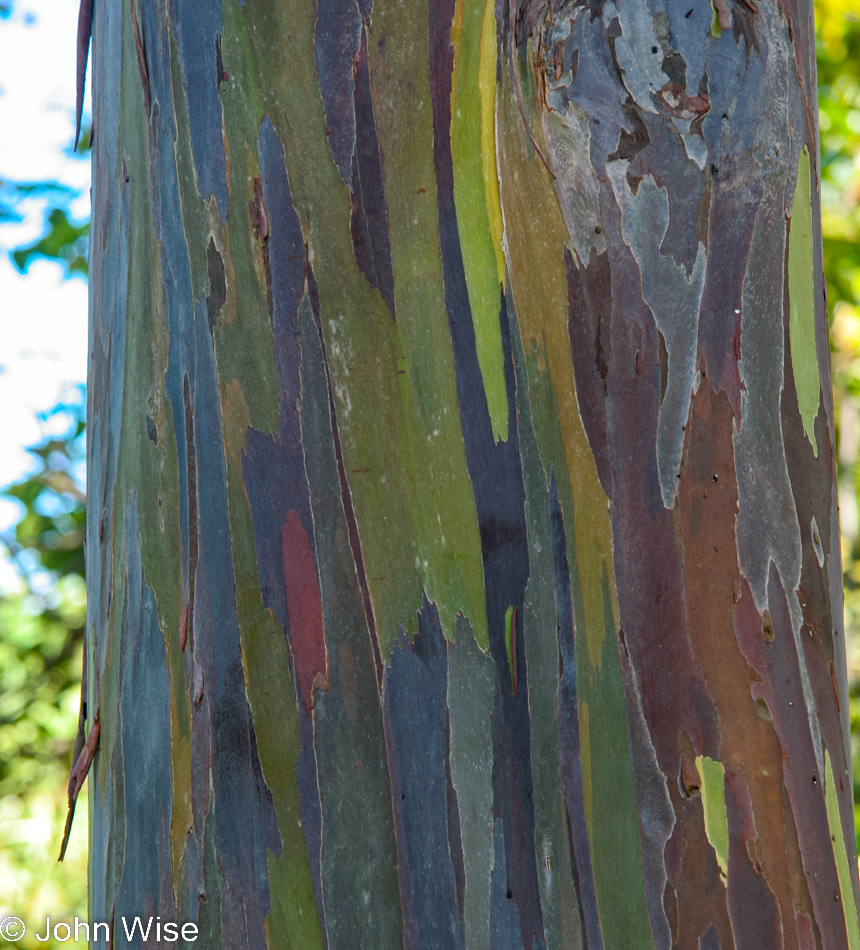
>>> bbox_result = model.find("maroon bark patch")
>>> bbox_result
[282,509,330,710]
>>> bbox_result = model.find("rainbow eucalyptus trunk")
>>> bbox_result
[87,0,858,946]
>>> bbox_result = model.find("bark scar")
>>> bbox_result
[130,0,151,116]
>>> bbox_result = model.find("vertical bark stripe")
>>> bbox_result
[282,509,330,711]
[788,146,821,455]
[451,0,509,440]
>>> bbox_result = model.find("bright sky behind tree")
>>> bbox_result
[0,0,90,553]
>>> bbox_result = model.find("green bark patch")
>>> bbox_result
[504,604,516,693]
[297,301,405,950]
[788,146,821,456]
[514,312,582,949]
[708,0,722,38]
[695,756,729,878]
[579,569,655,950]
[825,750,860,950]
[451,0,508,442]
[369,0,489,647]
[447,619,495,950]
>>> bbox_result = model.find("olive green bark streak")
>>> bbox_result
[788,146,821,455]
[504,604,515,688]
[298,299,404,950]
[512,309,582,950]
[210,12,280,438]
[695,756,729,877]
[522,344,577,592]
[222,0,486,654]
[451,0,509,441]
[447,619,496,950]
[578,569,655,950]
[825,750,860,950]
[368,0,487,644]
[521,341,652,949]
[520,344,601,666]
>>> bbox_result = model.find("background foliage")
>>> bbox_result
[816,0,860,848]
[0,0,857,933]
[0,392,88,935]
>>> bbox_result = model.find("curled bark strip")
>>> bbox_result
[59,711,100,862]
[73,0,92,149]
[713,0,733,29]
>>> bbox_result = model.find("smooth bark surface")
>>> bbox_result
[87,0,859,947]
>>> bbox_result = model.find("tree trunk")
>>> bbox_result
[87,0,858,947]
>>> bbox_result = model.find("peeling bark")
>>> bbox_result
[88,0,857,948]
